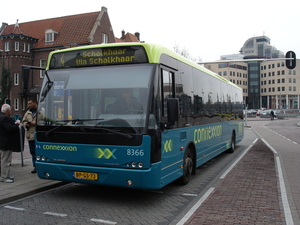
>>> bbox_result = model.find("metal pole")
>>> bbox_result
[19,125,24,167]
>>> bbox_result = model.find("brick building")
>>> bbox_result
[0,6,140,118]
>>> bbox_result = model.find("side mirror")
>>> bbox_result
[167,98,179,125]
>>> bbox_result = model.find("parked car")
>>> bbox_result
[256,110,262,116]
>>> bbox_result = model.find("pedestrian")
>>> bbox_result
[0,104,21,183]
[22,98,38,174]
[270,110,275,120]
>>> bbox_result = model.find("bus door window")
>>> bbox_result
[161,69,175,117]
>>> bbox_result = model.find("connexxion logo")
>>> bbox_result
[43,145,77,151]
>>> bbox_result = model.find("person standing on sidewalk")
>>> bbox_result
[22,98,38,174]
[0,104,21,183]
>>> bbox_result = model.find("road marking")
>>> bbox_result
[90,218,117,224]
[183,193,198,196]
[43,211,68,217]
[4,205,25,211]
[276,156,294,225]
[261,139,294,225]
[176,187,215,225]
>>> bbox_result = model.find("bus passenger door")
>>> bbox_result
[160,68,182,183]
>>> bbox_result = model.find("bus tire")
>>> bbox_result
[227,131,236,153]
[179,147,194,185]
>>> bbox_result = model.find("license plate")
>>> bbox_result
[74,171,98,180]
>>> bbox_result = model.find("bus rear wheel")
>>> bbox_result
[179,148,193,185]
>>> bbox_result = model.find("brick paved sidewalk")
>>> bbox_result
[185,139,285,224]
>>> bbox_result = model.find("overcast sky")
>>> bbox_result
[1,0,299,61]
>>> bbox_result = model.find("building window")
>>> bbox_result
[281,62,285,67]
[272,87,275,92]
[5,42,10,51]
[23,43,26,52]
[45,29,58,44]
[268,72,271,77]
[102,33,108,43]
[278,87,280,91]
[277,63,280,67]
[282,87,285,91]
[293,87,296,91]
[272,80,275,84]
[14,73,19,85]
[40,59,47,78]
[282,78,285,83]
[289,86,292,91]
[277,71,280,75]
[27,44,30,53]
[46,33,53,42]
[278,79,280,83]
[15,42,19,51]
[223,71,227,76]
[269,88,271,92]
[282,70,285,75]
[14,98,19,111]
[293,79,296,83]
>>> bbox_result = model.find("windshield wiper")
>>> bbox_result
[45,122,68,138]
[55,118,104,124]
[94,125,133,139]
[45,119,103,138]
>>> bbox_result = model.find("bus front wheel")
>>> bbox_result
[179,147,194,185]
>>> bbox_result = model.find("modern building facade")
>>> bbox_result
[203,36,299,110]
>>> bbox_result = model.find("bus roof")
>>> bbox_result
[47,42,241,90]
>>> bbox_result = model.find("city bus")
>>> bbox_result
[30,42,243,189]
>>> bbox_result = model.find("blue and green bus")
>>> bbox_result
[33,43,243,189]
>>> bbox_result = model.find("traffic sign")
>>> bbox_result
[285,51,296,69]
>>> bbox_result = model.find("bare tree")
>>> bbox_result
[173,43,202,63]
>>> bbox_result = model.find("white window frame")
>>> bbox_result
[45,29,58,43]
[102,33,108,44]
[27,44,30,53]
[5,42,10,51]
[14,73,19,85]
[14,98,19,111]
[15,42,19,51]
[23,43,26,52]
[46,32,54,42]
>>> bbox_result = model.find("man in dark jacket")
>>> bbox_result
[0,104,20,183]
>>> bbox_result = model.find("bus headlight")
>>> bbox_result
[36,156,41,161]
[138,162,144,168]
[131,162,137,167]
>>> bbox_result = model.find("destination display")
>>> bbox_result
[49,46,149,69]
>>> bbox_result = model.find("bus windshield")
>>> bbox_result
[38,64,155,133]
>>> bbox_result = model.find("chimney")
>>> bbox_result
[134,32,140,41]
[121,30,125,41]
[0,22,8,35]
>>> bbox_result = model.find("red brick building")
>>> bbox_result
[0,6,140,118]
